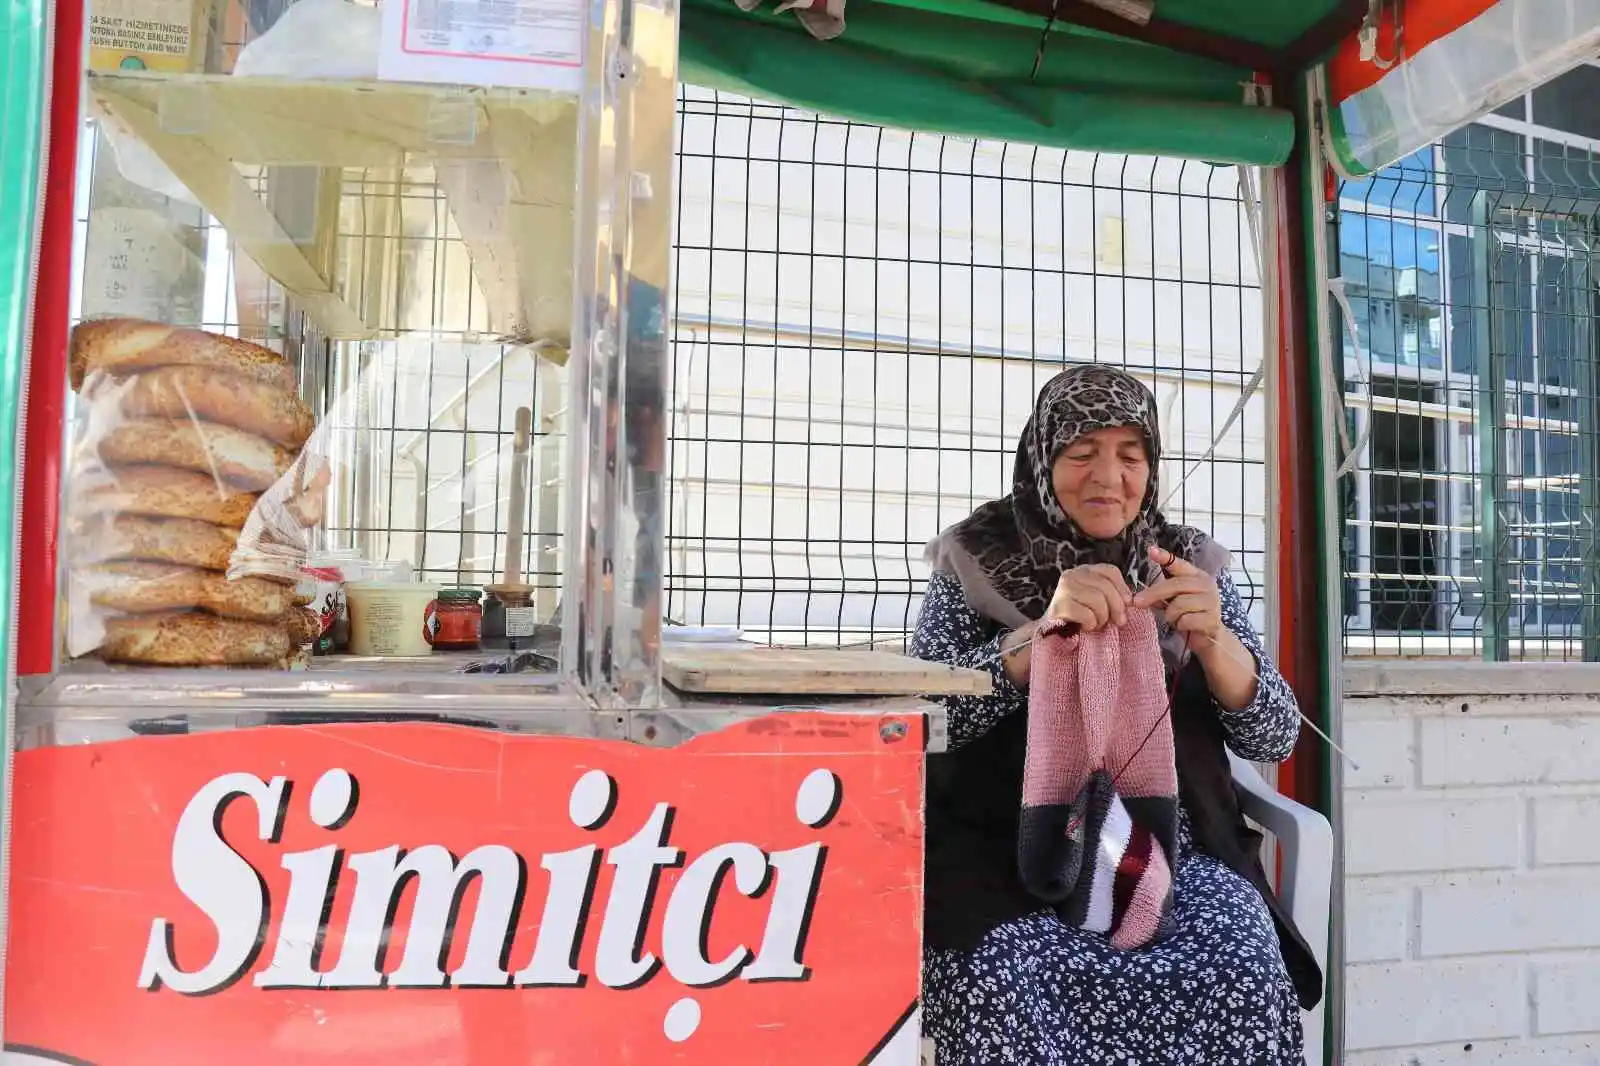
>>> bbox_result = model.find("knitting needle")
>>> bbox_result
[1169,632,1362,771]
[974,626,1361,771]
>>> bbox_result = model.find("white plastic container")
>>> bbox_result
[299,549,368,653]
[364,559,414,583]
[344,581,440,657]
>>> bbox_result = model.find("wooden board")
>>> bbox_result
[661,646,992,697]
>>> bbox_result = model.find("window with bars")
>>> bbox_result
[1338,117,1600,660]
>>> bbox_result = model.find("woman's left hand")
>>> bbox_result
[1129,546,1222,645]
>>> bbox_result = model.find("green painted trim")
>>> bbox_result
[0,2,48,1029]
[1298,121,1333,810]
[1320,71,1373,179]
[0,0,48,818]
[1298,76,1342,1066]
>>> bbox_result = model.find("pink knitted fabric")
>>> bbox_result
[1114,837,1173,950]
[1018,610,1179,950]
[1023,611,1176,806]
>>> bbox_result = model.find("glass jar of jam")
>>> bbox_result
[427,588,483,651]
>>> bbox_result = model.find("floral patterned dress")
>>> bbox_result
[910,570,1306,1066]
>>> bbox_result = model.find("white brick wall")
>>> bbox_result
[1533,797,1600,866]
[1341,663,1600,1062]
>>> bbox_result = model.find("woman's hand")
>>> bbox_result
[1132,546,1257,711]
[1129,547,1222,643]
[995,564,1130,690]
[1047,564,1133,632]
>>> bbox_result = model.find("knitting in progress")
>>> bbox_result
[1018,610,1180,950]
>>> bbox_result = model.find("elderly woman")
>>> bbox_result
[910,364,1322,1066]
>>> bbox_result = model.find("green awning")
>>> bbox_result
[681,0,1352,164]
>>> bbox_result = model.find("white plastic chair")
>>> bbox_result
[1228,752,1334,1066]
[916,757,1334,1066]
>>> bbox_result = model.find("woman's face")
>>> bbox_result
[1050,425,1150,539]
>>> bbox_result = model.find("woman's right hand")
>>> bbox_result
[998,565,1132,689]
[1046,564,1132,632]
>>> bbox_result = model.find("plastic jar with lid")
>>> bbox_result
[347,580,440,657]
[428,588,483,651]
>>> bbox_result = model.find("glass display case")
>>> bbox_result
[23,0,675,723]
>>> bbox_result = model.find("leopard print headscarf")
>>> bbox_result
[926,364,1218,631]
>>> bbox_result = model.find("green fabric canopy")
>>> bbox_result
[680,0,1345,164]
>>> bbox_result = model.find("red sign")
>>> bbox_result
[4,714,925,1065]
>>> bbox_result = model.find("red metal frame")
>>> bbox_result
[18,0,81,677]
[984,0,1368,83]
[1271,97,1329,813]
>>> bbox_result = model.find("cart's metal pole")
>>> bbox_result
[1579,247,1600,660]
[1471,191,1510,661]
[536,357,566,621]
[563,0,680,709]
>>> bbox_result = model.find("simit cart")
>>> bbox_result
[0,0,1594,1062]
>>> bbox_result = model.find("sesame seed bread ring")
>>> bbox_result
[86,562,295,622]
[96,418,294,492]
[283,605,322,646]
[74,465,260,528]
[81,514,240,572]
[87,364,315,449]
[70,318,294,393]
[98,611,291,668]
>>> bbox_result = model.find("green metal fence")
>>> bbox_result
[1337,122,1600,660]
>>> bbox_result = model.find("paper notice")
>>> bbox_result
[87,0,203,73]
[504,605,538,638]
[379,0,585,93]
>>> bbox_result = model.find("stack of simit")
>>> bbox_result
[66,317,324,668]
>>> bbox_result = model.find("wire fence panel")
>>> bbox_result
[1337,123,1600,660]
[667,87,1272,649]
